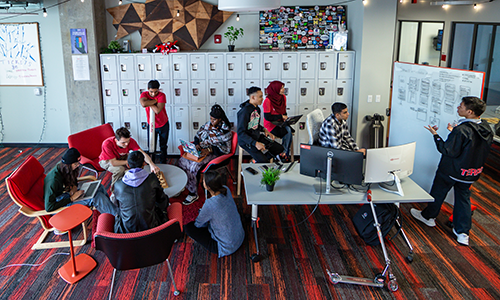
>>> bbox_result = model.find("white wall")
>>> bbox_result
[0,0,70,143]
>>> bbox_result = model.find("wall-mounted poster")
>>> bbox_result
[259,5,347,50]
[0,23,44,86]
[70,28,88,54]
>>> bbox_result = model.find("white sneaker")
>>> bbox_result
[453,228,469,246]
[410,208,436,227]
[53,229,67,235]
[183,194,199,205]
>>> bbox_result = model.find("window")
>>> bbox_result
[397,21,444,67]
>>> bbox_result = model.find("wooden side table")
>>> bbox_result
[49,204,96,284]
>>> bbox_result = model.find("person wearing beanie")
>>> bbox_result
[44,148,118,215]
[177,104,233,205]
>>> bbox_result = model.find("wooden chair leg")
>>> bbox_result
[32,222,88,250]
[290,137,294,162]
[237,146,243,196]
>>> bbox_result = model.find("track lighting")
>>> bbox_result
[236,14,240,21]
[177,10,180,17]
[42,8,47,17]
[363,0,368,5]
[119,0,122,5]
[473,3,478,9]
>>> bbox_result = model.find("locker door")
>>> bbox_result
[337,52,354,79]
[296,105,314,154]
[226,54,242,79]
[138,80,149,95]
[317,104,332,119]
[299,80,316,104]
[208,54,224,79]
[102,81,119,105]
[225,105,240,131]
[136,55,153,80]
[285,105,299,155]
[104,106,121,131]
[120,81,137,105]
[244,53,261,79]
[190,54,206,80]
[172,54,188,79]
[299,53,317,79]
[244,79,261,98]
[157,80,171,104]
[119,55,135,80]
[137,107,149,150]
[172,80,188,104]
[282,79,297,105]
[100,55,117,80]
[165,106,174,153]
[191,80,207,105]
[208,80,224,105]
[153,55,170,80]
[190,106,207,140]
[317,79,335,104]
[226,80,242,105]
[262,79,274,96]
[318,53,337,79]
[281,53,298,79]
[122,106,139,142]
[263,53,280,79]
[335,79,353,106]
[173,106,190,154]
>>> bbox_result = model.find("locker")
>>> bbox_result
[165,106,175,154]
[281,53,298,79]
[318,53,337,79]
[120,81,137,105]
[172,80,189,104]
[244,54,261,79]
[244,79,261,97]
[299,53,317,79]
[225,105,240,132]
[296,105,314,154]
[138,80,170,101]
[263,53,280,79]
[337,52,354,80]
[262,79,274,96]
[190,54,206,80]
[208,80,224,105]
[138,80,149,95]
[226,54,243,79]
[317,79,335,104]
[119,55,135,80]
[102,81,119,105]
[190,106,208,140]
[122,106,139,142]
[172,54,188,79]
[190,80,207,105]
[317,104,332,118]
[137,109,149,150]
[226,80,243,105]
[285,105,299,154]
[335,79,353,105]
[282,79,298,105]
[100,55,117,80]
[104,106,121,131]
[208,54,224,79]
[299,80,316,104]
[173,106,190,154]
[136,55,153,80]
[153,55,170,80]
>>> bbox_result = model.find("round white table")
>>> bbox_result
[145,164,188,197]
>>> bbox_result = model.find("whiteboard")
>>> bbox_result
[389,62,484,195]
[0,23,44,86]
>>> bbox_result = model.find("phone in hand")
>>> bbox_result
[245,167,258,175]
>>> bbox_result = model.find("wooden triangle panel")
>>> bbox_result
[185,20,199,48]
[107,5,130,24]
[174,26,197,51]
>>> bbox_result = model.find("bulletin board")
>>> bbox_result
[389,62,484,196]
[0,23,44,86]
[259,5,347,50]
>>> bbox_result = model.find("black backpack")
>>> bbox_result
[353,203,401,246]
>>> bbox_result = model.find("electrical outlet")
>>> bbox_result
[376,95,381,102]
[34,88,42,96]
[367,95,372,103]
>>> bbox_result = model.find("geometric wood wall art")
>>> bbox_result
[107,0,233,51]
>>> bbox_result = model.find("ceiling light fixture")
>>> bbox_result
[236,14,240,21]
[363,0,368,5]
[118,0,122,5]
[42,7,47,17]
[177,10,180,17]
[218,0,280,11]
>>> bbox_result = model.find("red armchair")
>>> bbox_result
[95,202,183,298]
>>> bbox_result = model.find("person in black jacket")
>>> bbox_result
[411,96,493,246]
[113,151,169,233]
[237,86,284,163]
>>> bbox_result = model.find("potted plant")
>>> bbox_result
[223,26,244,52]
[108,40,123,53]
[260,167,280,192]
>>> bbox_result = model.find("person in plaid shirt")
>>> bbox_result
[319,102,366,155]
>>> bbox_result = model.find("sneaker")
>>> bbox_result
[453,228,469,246]
[183,194,199,205]
[53,229,67,235]
[410,208,436,227]
[110,193,117,205]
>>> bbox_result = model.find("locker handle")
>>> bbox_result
[103,65,109,72]
[265,63,271,70]
[193,122,199,130]
[210,63,216,71]
[299,122,305,130]
[210,88,216,96]
[301,88,307,96]
[121,64,127,72]
[108,122,114,129]
[228,63,234,71]
[138,64,145,71]
[246,63,253,71]
[192,63,198,71]
[192,88,199,96]
[156,64,162,71]
[319,88,325,96]
[124,122,131,129]
[122,89,128,96]
[140,89,145,94]
[174,63,180,71]
[284,87,289,95]
[283,62,289,71]
[302,62,308,70]
[105,89,112,96]
[176,122,182,130]
[245,88,249,96]
[337,87,344,96]
[320,62,327,70]
[230,122,234,128]
[339,62,346,71]
[141,122,148,130]
[228,88,234,96]
[175,88,181,96]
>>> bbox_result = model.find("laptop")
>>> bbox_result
[180,139,202,158]
[77,179,102,201]
[271,114,303,126]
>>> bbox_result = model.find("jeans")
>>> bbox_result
[149,121,169,164]
[239,135,285,163]
[184,222,219,255]
[69,185,118,216]
[271,125,293,156]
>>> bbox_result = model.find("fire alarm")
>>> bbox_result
[214,34,222,44]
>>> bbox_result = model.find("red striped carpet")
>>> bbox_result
[0,144,499,299]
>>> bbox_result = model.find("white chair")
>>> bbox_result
[306,108,325,145]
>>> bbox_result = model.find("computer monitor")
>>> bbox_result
[364,142,416,196]
[299,144,364,195]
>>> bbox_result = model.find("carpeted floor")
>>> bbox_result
[0,144,499,300]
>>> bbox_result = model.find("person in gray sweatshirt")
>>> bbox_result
[184,170,245,257]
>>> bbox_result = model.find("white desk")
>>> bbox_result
[145,164,188,197]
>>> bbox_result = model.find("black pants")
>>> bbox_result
[148,121,169,164]
[239,135,284,163]
[421,170,472,234]
[184,222,219,255]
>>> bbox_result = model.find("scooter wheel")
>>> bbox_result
[251,253,262,263]
[388,280,399,292]
[374,273,385,284]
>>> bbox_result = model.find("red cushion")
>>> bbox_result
[68,124,114,166]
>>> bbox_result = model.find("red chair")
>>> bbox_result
[5,156,89,250]
[68,123,115,176]
[95,202,183,298]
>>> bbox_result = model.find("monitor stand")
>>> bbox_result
[314,155,343,195]
[378,172,404,197]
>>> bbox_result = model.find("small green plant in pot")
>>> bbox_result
[260,167,280,192]
[223,26,244,52]
[108,40,123,53]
